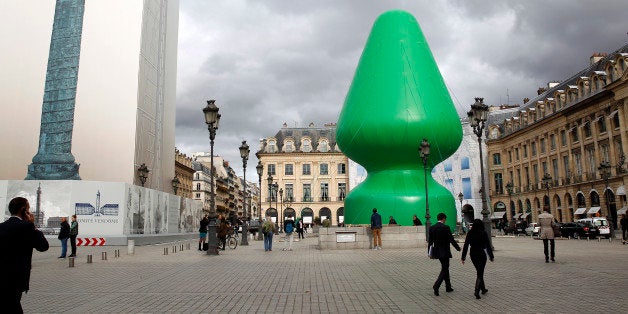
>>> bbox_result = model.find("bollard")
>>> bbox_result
[173,246,177,253]
[164,247,168,255]
[101,252,107,260]
[114,249,120,258]
[69,257,75,268]
[180,244,184,251]
[186,242,191,250]
[128,239,135,255]
[87,254,93,263]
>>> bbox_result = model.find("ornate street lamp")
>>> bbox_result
[598,161,612,231]
[137,163,149,187]
[505,182,514,220]
[239,140,250,246]
[256,161,264,240]
[171,176,180,195]
[541,173,552,213]
[419,138,431,242]
[279,188,284,231]
[267,175,276,226]
[203,99,221,255]
[468,97,492,246]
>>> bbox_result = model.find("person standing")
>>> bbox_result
[282,215,295,251]
[69,214,79,257]
[371,208,383,250]
[412,215,422,226]
[217,216,229,251]
[428,212,461,296]
[0,197,50,312]
[538,210,556,263]
[58,217,70,258]
[198,215,209,251]
[461,219,494,299]
[262,216,274,252]
[296,218,304,240]
[620,214,627,244]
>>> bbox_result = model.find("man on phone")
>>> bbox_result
[0,197,49,312]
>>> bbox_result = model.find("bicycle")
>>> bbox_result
[225,231,238,249]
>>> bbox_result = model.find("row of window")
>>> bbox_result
[268,183,347,202]
[442,157,470,172]
[266,137,337,153]
[268,163,346,176]
[444,177,473,199]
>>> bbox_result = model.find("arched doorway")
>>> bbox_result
[604,189,617,228]
[461,204,474,224]
[284,207,296,222]
[565,193,573,222]
[337,207,345,226]
[265,208,278,223]
[319,207,332,223]
[301,208,314,226]
[553,195,562,221]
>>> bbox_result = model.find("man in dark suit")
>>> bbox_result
[428,212,460,296]
[0,197,49,313]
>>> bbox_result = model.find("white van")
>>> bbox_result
[577,217,611,239]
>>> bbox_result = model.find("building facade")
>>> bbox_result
[257,123,350,227]
[174,148,194,199]
[486,45,628,229]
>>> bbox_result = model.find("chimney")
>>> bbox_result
[523,97,529,104]
[548,81,560,89]
[590,52,607,65]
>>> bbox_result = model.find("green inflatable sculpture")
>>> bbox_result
[336,10,462,231]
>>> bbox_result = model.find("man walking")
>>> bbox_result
[428,212,460,296]
[0,197,49,312]
[262,216,274,252]
[538,209,556,262]
[282,215,295,251]
[371,208,382,250]
[58,217,70,258]
[620,214,627,244]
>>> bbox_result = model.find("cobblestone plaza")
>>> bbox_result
[24,235,627,313]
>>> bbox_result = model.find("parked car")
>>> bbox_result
[561,221,599,238]
[577,217,611,238]
[525,222,540,236]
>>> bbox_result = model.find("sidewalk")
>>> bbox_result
[23,235,627,313]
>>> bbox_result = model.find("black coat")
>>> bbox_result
[428,222,460,259]
[0,217,49,292]
[58,221,70,240]
[461,230,494,261]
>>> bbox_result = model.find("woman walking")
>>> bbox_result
[461,219,494,299]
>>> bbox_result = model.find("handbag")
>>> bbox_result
[428,244,435,259]
[552,224,561,237]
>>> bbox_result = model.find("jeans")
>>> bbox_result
[283,232,294,250]
[70,235,77,255]
[60,238,68,257]
[543,239,555,260]
[264,232,273,251]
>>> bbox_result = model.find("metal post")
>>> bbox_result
[257,161,264,241]
[240,141,250,246]
[203,100,221,256]
[468,97,492,248]
[420,139,431,243]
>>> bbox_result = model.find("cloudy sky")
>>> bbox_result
[174,0,628,180]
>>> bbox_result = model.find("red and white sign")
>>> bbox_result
[77,237,106,246]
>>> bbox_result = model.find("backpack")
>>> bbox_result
[285,221,294,233]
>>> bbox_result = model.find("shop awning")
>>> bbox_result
[491,211,506,219]
[521,213,530,219]
[587,207,601,214]
[618,207,627,215]
[574,208,587,215]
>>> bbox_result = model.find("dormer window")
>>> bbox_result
[318,139,329,152]
[266,139,277,153]
[301,138,312,152]
[283,139,295,153]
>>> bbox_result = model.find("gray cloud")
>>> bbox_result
[175,0,628,180]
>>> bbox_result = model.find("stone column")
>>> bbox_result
[26,0,84,180]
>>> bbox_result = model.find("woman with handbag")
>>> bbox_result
[461,219,494,299]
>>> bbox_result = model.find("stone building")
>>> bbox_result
[174,148,194,199]
[257,123,350,227]
[486,44,628,229]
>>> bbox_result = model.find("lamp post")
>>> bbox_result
[505,182,514,220]
[256,161,264,240]
[458,192,464,235]
[598,161,611,231]
[137,163,149,187]
[239,140,250,246]
[468,97,492,247]
[542,173,552,212]
[267,175,278,227]
[279,188,284,231]
[419,138,431,243]
[203,100,221,255]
